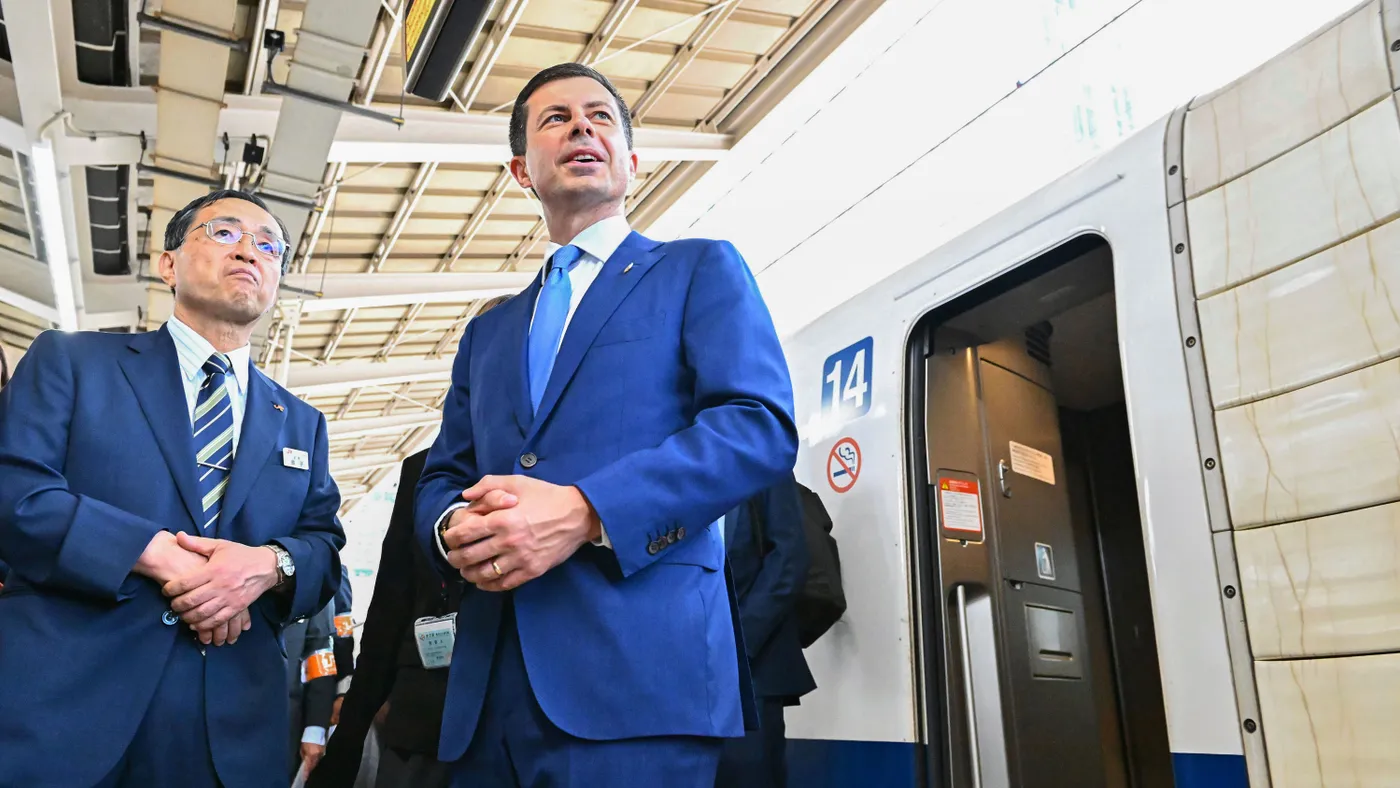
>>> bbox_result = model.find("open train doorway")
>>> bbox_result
[905,235,1173,788]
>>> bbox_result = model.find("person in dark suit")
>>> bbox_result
[0,189,345,788]
[716,473,818,788]
[415,62,797,786]
[329,565,355,719]
[310,448,458,788]
[288,601,338,779]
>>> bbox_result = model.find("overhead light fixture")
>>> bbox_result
[29,140,79,331]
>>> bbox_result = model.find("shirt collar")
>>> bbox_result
[165,313,251,393]
[541,214,632,282]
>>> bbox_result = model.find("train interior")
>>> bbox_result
[905,234,1174,787]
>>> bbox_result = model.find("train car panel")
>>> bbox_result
[1236,502,1400,658]
[1255,653,1400,785]
[1215,356,1400,528]
[1197,217,1400,408]
[1186,96,1400,299]
[1183,2,1390,199]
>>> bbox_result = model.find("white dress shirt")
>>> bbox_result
[166,314,251,454]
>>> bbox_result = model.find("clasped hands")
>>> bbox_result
[441,475,602,591]
[136,530,280,647]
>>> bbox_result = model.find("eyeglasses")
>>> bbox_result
[190,218,287,261]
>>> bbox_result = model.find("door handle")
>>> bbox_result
[997,459,1012,498]
[957,584,983,788]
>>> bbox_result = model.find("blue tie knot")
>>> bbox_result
[549,245,584,278]
[202,353,231,377]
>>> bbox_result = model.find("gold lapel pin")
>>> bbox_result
[622,262,635,274]
[273,403,285,412]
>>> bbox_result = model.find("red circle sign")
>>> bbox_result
[827,437,861,493]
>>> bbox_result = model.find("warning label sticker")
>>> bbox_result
[1009,441,1055,485]
[938,478,983,536]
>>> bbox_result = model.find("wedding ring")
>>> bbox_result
[491,559,503,577]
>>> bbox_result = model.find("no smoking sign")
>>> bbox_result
[827,437,861,493]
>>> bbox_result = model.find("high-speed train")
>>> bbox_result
[777,2,1399,786]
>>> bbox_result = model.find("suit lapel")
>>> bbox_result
[219,368,286,534]
[503,280,542,435]
[118,327,203,529]
[530,232,664,432]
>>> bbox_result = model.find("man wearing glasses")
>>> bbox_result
[0,189,346,788]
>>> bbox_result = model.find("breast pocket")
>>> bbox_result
[593,312,662,347]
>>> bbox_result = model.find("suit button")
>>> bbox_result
[666,529,677,544]
[647,541,660,555]
[520,453,537,469]
[162,610,179,626]
[676,527,686,540]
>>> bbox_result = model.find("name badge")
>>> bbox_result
[413,613,457,669]
[283,447,309,470]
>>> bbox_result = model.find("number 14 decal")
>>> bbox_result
[821,337,873,422]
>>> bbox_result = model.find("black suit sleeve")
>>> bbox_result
[302,604,337,733]
[739,476,809,658]
[309,451,427,787]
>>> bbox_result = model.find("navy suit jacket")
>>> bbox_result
[0,326,345,788]
[726,475,817,703]
[415,230,798,758]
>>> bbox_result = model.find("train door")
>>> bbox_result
[907,235,1172,787]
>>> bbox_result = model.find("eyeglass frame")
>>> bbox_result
[184,218,289,267]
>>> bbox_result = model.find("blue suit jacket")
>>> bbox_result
[725,475,817,702]
[0,326,345,788]
[415,231,798,758]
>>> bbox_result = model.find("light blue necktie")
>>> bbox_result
[529,245,583,412]
[193,353,236,532]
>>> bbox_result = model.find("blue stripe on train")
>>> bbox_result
[1172,752,1249,787]
[784,738,1248,787]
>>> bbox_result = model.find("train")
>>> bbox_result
[777,2,1398,786]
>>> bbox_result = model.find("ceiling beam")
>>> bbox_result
[54,90,734,165]
[330,453,403,474]
[4,0,85,331]
[327,411,440,439]
[579,0,642,64]
[455,0,531,110]
[319,161,438,361]
[280,270,535,313]
[0,248,58,324]
[286,356,454,396]
[631,0,741,121]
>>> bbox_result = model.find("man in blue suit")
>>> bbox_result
[716,474,818,787]
[415,62,798,786]
[0,189,345,788]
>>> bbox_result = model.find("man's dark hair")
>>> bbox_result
[163,189,292,272]
[478,293,513,315]
[509,63,633,158]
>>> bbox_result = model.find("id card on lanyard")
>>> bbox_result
[413,613,457,669]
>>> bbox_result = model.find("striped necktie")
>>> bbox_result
[194,353,236,532]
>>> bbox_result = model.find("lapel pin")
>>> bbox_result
[273,403,285,412]
[622,262,635,274]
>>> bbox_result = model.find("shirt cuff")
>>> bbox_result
[302,726,327,746]
[435,502,471,561]
[592,523,612,550]
[336,675,353,695]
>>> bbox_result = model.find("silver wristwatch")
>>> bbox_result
[268,544,295,585]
